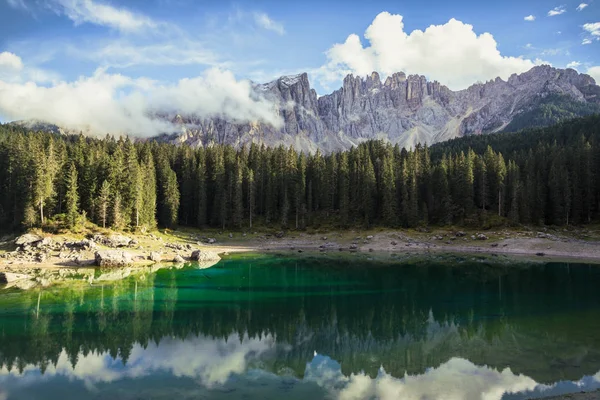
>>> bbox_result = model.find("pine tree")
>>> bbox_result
[381,150,397,226]
[98,180,111,229]
[156,156,180,228]
[140,150,157,228]
[64,163,80,228]
[246,168,255,229]
[338,152,350,227]
[232,158,244,228]
[112,192,124,230]
[196,150,208,227]
[33,138,60,225]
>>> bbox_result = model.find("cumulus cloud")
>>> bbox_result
[566,61,581,69]
[588,66,600,84]
[577,3,589,11]
[524,15,536,21]
[51,0,157,32]
[316,12,540,90]
[583,22,600,36]
[0,52,24,73]
[0,51,60,84]
[0,67,282,136]
[548,6,566,16]
[253,12,285,35]
[582,38,593,44]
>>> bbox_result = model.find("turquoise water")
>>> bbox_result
[1,253,600,399]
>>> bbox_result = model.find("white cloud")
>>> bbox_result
[51,0,157,32]
[588,66,600,83]
[0,67,282,136]
[582,38,593,44]
[316,12,540,91]
[548,6,566,16]
[0,51,60,84]
[253,12,285,35]
[583,22,600,36]
[566,61,581,69]
[577,3,589,11]
[0,52,24,73]
[524,15,536,21]
[304,356,539,400]
[0,333,276,388]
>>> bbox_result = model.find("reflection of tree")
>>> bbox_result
[0,257,600,383]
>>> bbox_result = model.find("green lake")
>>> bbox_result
[1,253,600,399]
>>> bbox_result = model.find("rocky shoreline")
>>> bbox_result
[2,227,600,290]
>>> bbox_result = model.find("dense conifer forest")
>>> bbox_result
[0,114,599,233]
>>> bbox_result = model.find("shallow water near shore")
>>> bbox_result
[1,253,600,399]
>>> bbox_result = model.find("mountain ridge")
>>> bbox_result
[8,65,600,152]
[167,65,600,152]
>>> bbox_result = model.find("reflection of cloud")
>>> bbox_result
[306,355,538,400]
[2,336,600,400]
[0,333,276,388]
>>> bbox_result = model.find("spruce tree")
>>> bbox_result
[64,163,80,228]
[98,180,111,229]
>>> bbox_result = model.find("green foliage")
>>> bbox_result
[502,94,600,133]
[1,114,600,233]
[64,162,80,228]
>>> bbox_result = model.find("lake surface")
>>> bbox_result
[1,253,600,400]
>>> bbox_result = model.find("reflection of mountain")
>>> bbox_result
[1,340,600,400]
[1,255,600,391]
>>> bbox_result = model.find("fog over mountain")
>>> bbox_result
[161,65,600,152]
[8,65,600,152]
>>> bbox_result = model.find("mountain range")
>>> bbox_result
[163,65,600,152]
[11,65,600,152]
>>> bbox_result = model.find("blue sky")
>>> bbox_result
[0,0,598,130]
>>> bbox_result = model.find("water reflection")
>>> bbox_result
[1,337,599,400]
[1,254,600,399]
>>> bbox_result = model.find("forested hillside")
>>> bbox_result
[1,115,599,233]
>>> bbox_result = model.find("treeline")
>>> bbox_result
[0,115,599,232]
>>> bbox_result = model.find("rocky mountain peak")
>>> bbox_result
[13,66,600,153]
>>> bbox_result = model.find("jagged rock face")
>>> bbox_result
[152,66,600,152]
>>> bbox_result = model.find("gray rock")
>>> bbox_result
[207,238,217,244]
[93,234,132,248]
[173,255,185,263]
[149,252,162,263]
[190,250,221,262]
[107,235,133,248]
[94,251,133,267]
[66,239,96,251]
[159,66,599,153]
[15,233,43,246]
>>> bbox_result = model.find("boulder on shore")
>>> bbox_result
[173,255,185,263]
[92,234,133,248]
[149,252,162,263]
[94,250,133,267]
[15,234,44,247]
[190,250,221,262]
